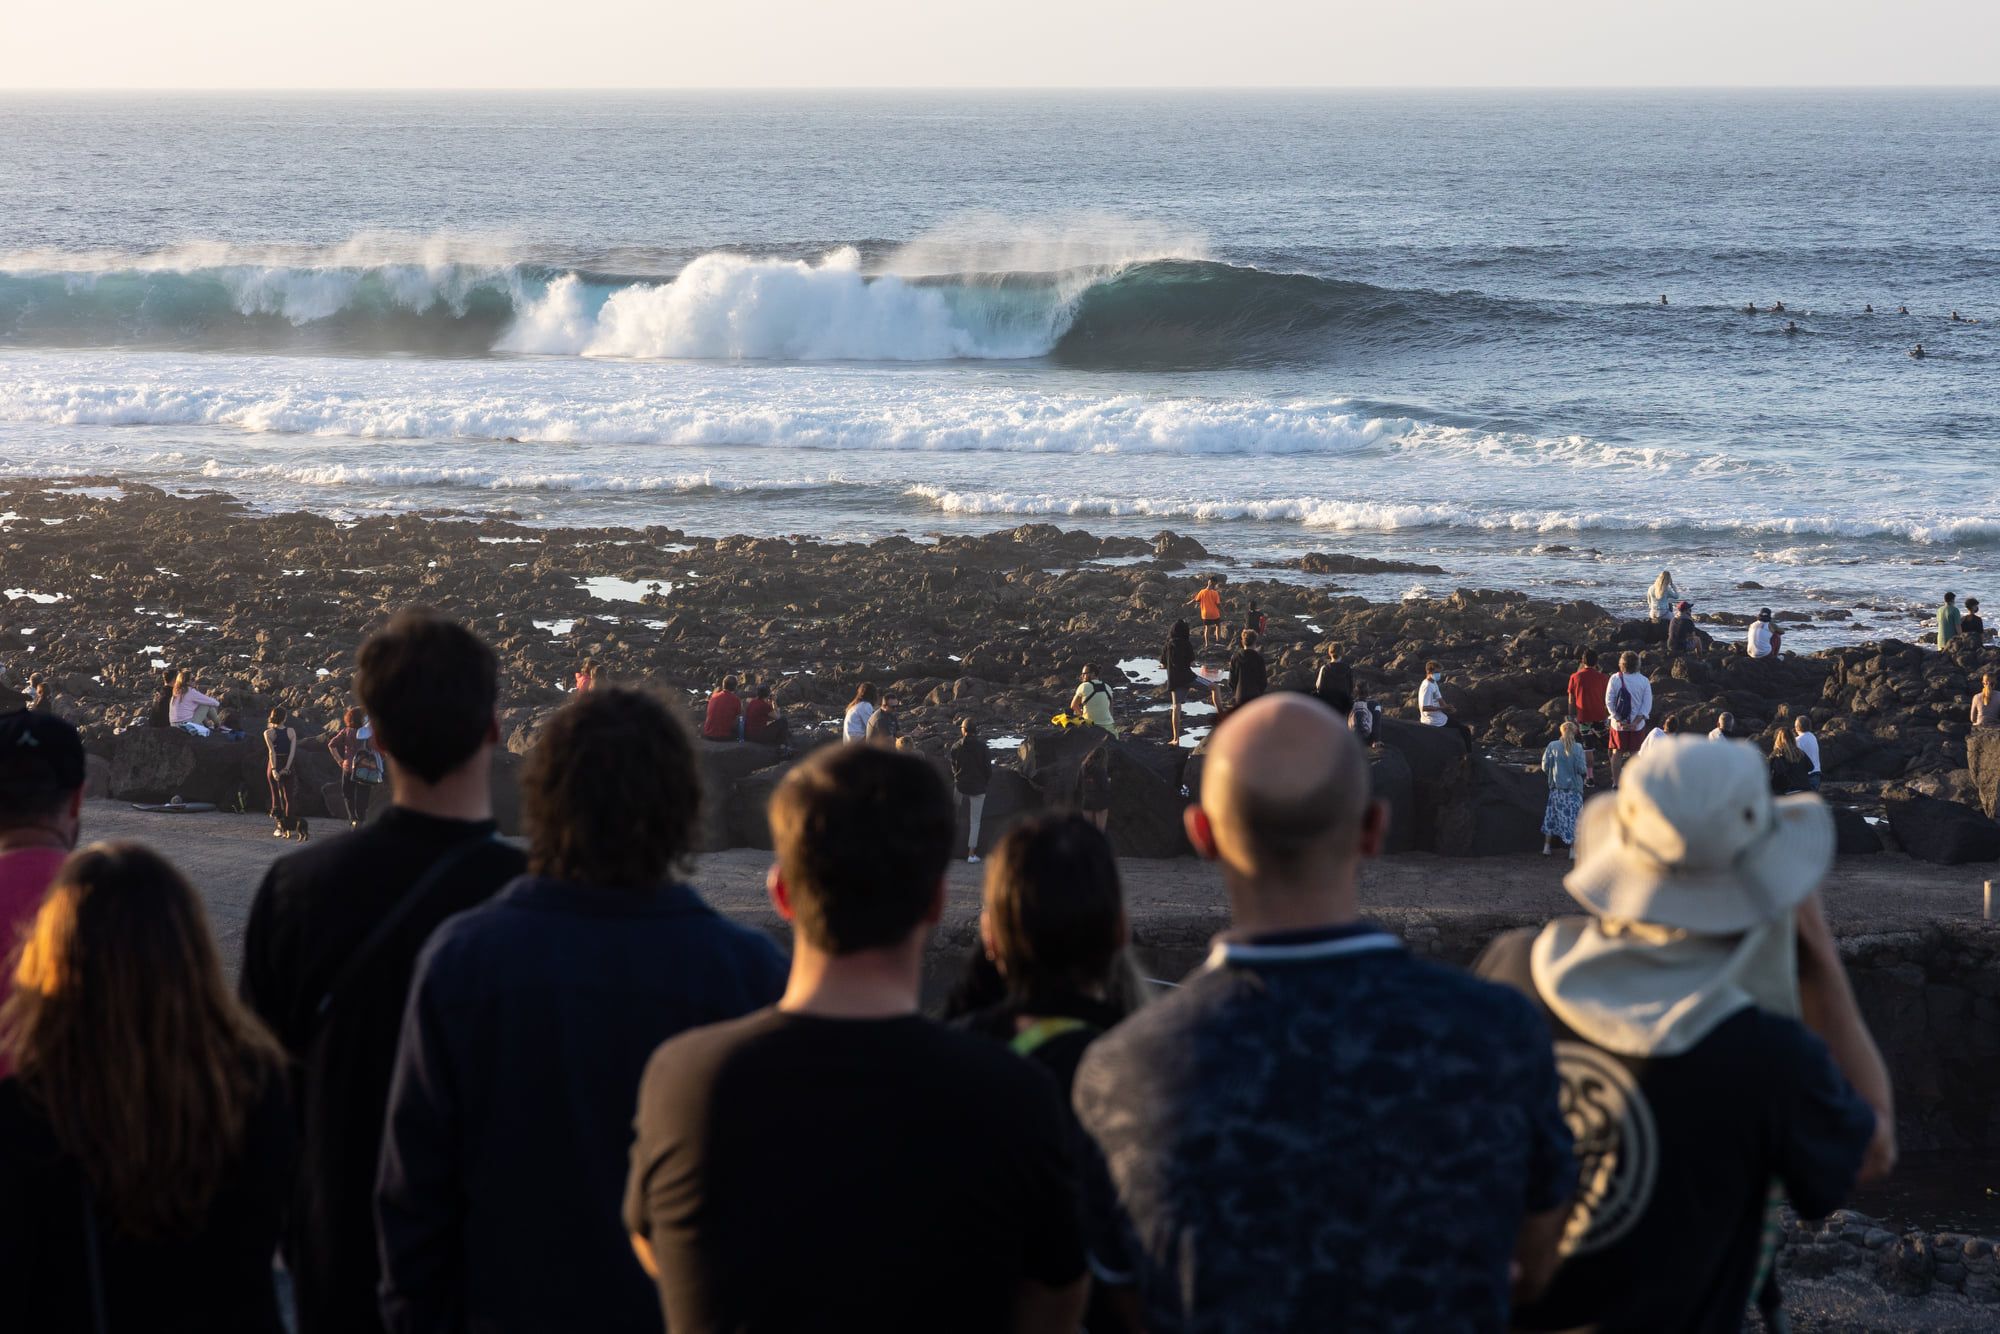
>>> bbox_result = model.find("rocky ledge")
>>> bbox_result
[7,478,2000,865]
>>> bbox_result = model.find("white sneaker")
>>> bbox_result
[967,854,981,864]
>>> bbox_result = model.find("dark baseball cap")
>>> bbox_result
[0,709,86,805]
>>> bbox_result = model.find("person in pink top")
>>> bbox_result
[0,709,87,1078]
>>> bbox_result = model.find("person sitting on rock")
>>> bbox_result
[1974,673,1998,729]
[701,675,744,742]
[1794,715,1823,791]
[1348,681,1382,748]
[1959,597,1986,647]
[1069,665,1118,736]
[1746,608,1781,659]
[865,693,902,748]
[1709,711,1736,740]
[1475,737,1891,1334]
[842,684,876,743]
[1666,600,1699,655]
[1227,632,1268,712]
[743,683,789,749]
[144,669,176,728]
[1769,728,1812,795]
[169,671,222,734]
[573,659,599,693]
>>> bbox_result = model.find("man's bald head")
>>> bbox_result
[1198,694,1374,882]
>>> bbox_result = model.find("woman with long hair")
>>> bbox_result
[1770,728,1811,795]
[1164,618,1197,744]
[0,842,294,1333]
[264,707,305,842]
[842,682,878,743]
[328,706,382,830]
[1645,570,1682,622]
[1540,720,1592,858]
[170,670,223,733]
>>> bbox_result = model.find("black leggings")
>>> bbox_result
[341,775,374,825]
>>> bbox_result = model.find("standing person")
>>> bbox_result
[1666,600,1698,655]
[1188,577,1224,647]
[1313,642,1354,715]
[1070,664,1118,735]
[1937,591,1962,648]
[573,660,599,693]
[329,707,384,830]
[742,683,789,747]
[1568,649,1612,771]
[1417,658,1449,726]
[1973,673,1998,729]
[1770,729,1811,795]
[0,843,295,1334]
[1073,696,1575,1330]
[1541,721,1592,859]
[238,611,527,1334]
[1604,652,1653,787]
[1475,739,1890,1334]
[1795,715,1824,792]
[1226,630,1267,710]
[624,746,1089,1333]
[0,710,86,1079]
[377,688,785,1334]
[1247,600,1268,639]
[700,675,744,742]
[1646,570,1681,622]
[1164,619,1198,744]
[865,692,902,747]
[265,706,305,843]
[1747,608,1782,659]
[842,683,877,743]
[1960,598,1986,646]
[955,812,1142,1334]
[1075,741,1113,835]
[170,670,222,733]
[949,717,993,864]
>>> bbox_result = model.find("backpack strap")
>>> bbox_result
[313,833,500,1026]
[1010,1016,1096,1059]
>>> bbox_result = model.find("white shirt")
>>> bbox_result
[1418,677,1446,726]
[1796,731,1821,774]
[1747,620,1775,658]
[1647,583,1679,620]
[1603,671,1653,731]
[1708,727,1728,740]
[1639,727,1668,753]
[842,701,875,742]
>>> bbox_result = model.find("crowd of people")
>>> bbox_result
[0,603,1905,1333]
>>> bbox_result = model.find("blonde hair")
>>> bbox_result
[1559,720,1580,747]
[1649,570,1674,600]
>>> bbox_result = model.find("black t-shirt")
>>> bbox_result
[1476,927,1876,1334]
[1314,660,1354,711]
[1961,613,1986,644]
[237,807,526,1334]
[0,1068,295,1334]
[625,1008,1086,1334]
[1227,649,1267,705]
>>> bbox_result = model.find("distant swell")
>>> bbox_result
[0,240,1522,366]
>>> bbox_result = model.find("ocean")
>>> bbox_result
[2,91,1996,642]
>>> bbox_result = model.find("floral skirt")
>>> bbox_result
[1542,788,1583,844]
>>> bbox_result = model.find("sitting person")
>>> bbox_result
[1960,598,1987,647]
[169,670,222,733]
[1069,665,1117,735]
[865,694,902,748]
[1666,600,1698,654]
[144,669,176,728]
[1746,609,1782,659]
[701,676,744,742]
[742,684,789,747]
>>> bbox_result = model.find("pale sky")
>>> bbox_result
[3,1,1996,90]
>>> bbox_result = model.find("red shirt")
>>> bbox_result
[743,698,778,742]
[701,690,743,740]
[0,845,67,1078]
[1567,668,1611,724]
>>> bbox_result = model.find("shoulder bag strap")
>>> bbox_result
[313,833,499,1026]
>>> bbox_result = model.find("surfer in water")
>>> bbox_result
[1772,300,1786,313]
[1864,304,1874,313]
[1743,302,1758,314]
[1899,305,1910,314]
[1912,344,1927,359]
[1784,321,1800,335]
[1659,294,1668,306]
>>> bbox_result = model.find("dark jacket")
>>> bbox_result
[1165,637,1197,693]
[1667,613,1697,654]
[1770,753,1812,796]
[1314,660,1354,712]
[949,736,993,796]
[377,876,786,1334]
[238,808,526,1334]
[1228,648,1268,706]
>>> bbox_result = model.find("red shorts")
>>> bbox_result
[1609,727,1646,753]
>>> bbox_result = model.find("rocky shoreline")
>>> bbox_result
[7,476,2000,865]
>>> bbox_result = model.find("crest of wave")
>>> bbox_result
[502,214,1210,361]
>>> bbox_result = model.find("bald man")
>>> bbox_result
[1073,696,1575,1333]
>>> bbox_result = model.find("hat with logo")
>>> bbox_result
[1565,735,1832,934]
[0,709,86,807]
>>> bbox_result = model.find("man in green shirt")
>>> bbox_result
[1938,591,1962,648]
